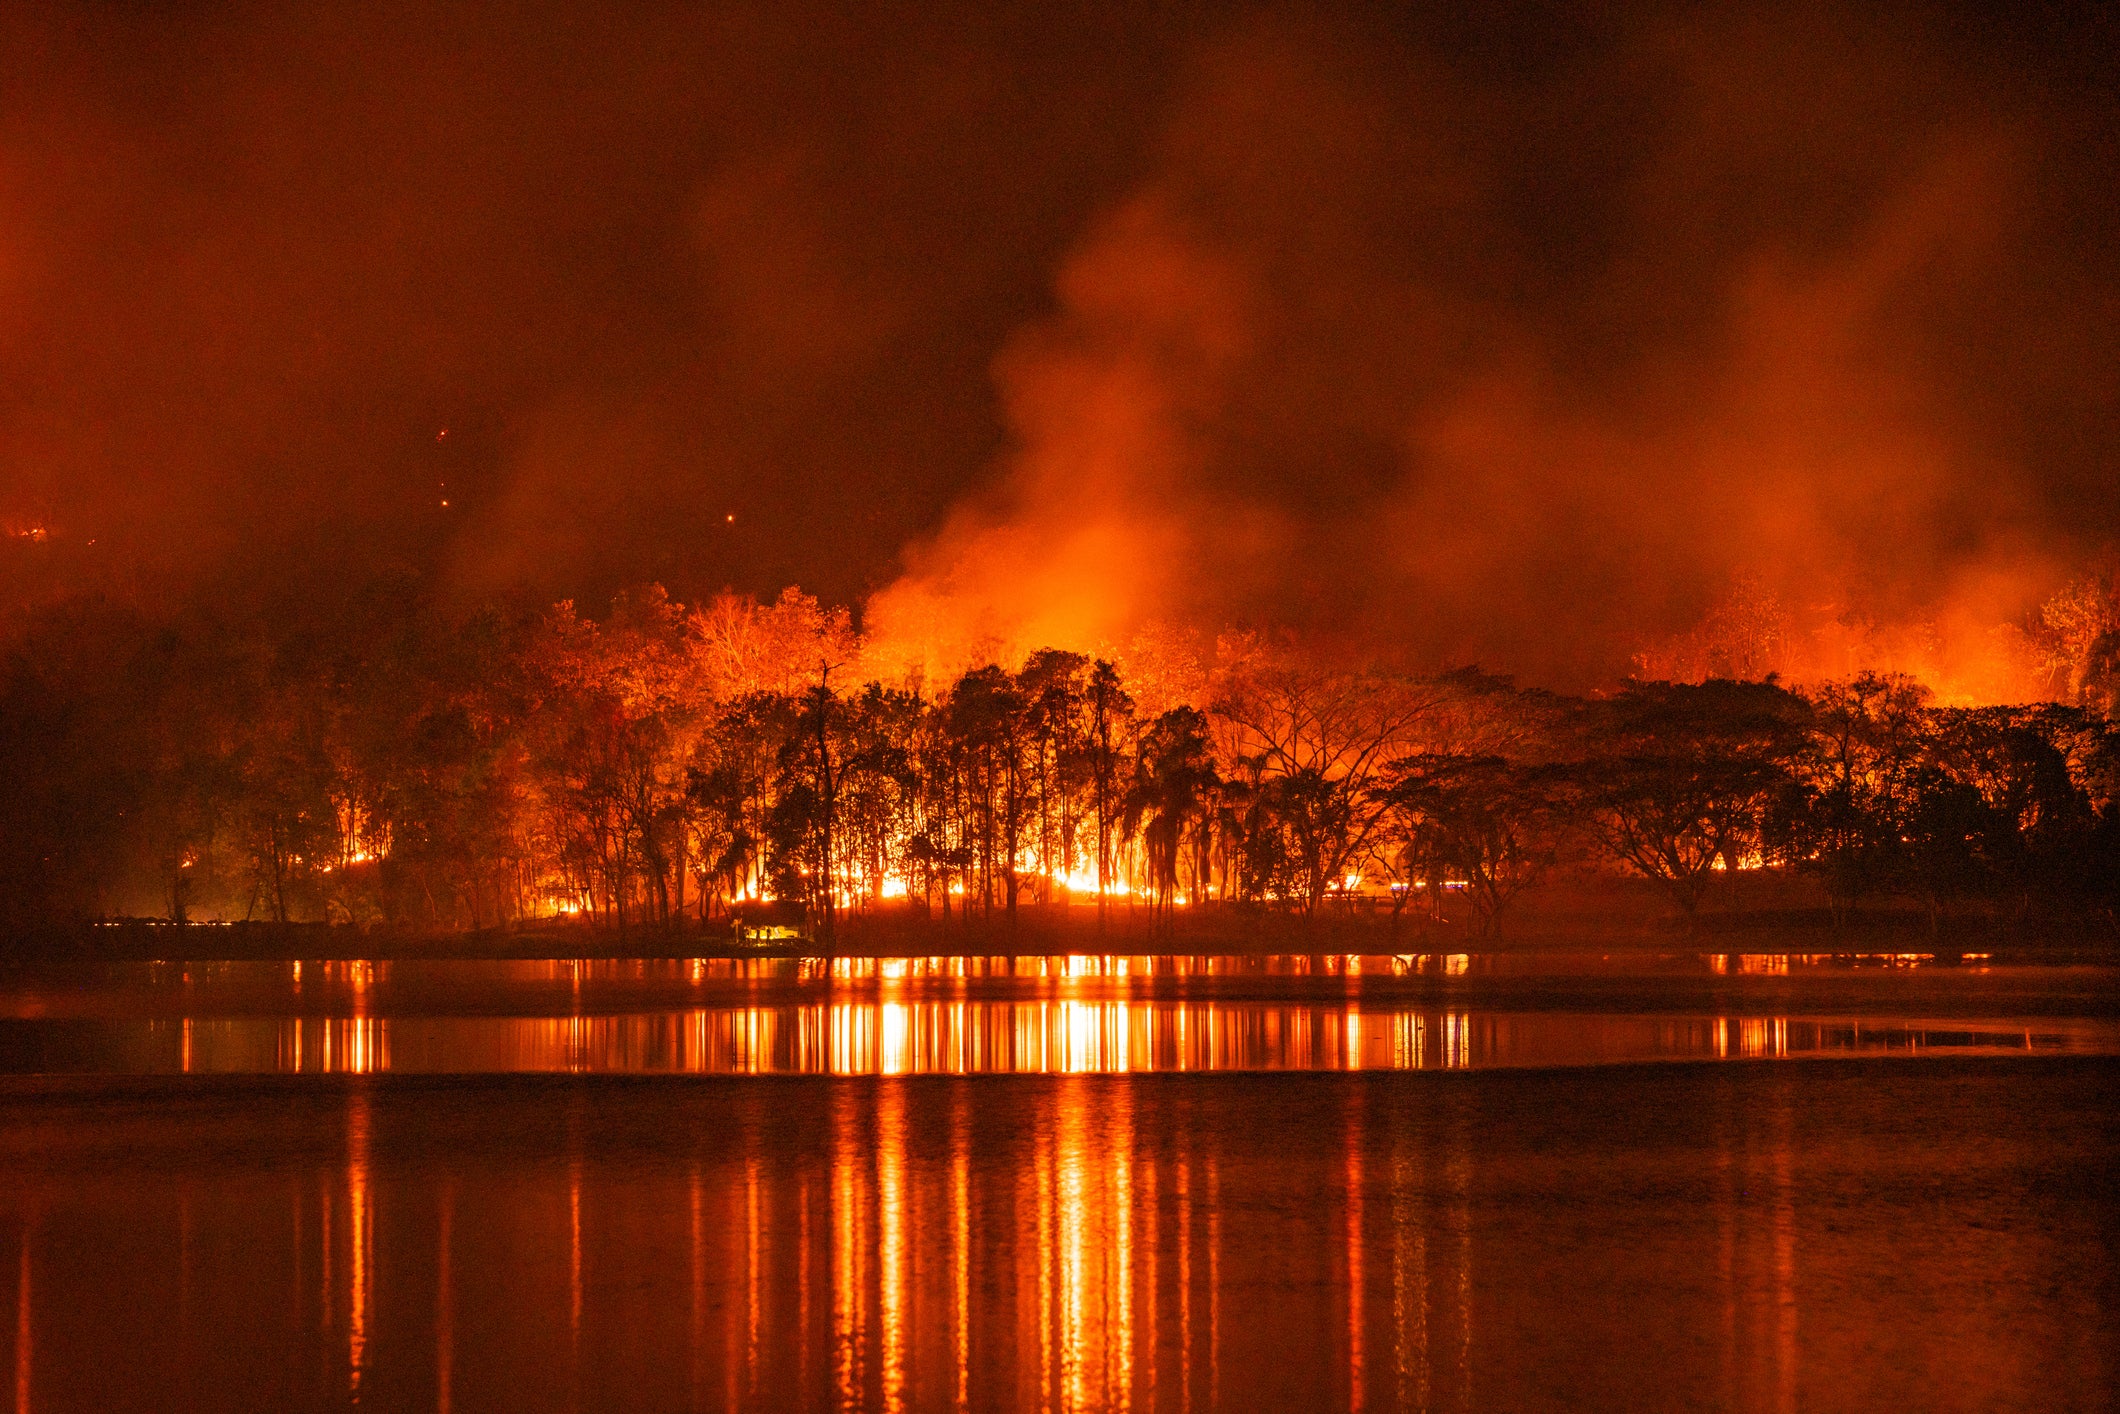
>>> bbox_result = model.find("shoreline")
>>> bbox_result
[9,904,2117,965]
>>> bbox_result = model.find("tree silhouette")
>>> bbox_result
[1125,707,1221,919]
[1372,754,1569,934]
[1577,680,1806,924]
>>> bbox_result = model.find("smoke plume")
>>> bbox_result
[868,10,2118,696]
[1,3,2114,698]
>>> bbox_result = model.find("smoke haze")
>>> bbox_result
[2,1,2115,691]
[871,9,2120,695]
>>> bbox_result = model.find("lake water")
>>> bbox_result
[0,953,2114,1410]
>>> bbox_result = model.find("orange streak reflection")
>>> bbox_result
[878,1084,906,1414]
[950,1090,971,1411]
[158,999,2106,1075]
[747,1151,766,1399]
[568,1150,582,1405]
[133,953,2118,1078]
[832,1087,865,1410]
[688,1157,706,1407]
[1111,1083,1134,1413]
[347,1088,371,1404]
[1772,1085,1799,1414]
[1346,1091,1363,1412]
[1058,1078,1087,1413]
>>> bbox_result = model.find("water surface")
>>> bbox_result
[0,952,2111,1075]
[0,954,2112,1411]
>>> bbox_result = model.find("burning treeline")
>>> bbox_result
[10,575,2120,938]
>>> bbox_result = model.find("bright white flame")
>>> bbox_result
[1054,867,1129,897]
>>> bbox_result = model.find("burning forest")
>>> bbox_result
[9,576,2120,943]
[0,0,2116,945]
[4,8,2120,1414]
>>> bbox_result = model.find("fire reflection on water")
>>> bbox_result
[950,1092,970,1410]
[877,1083,905,1414]
[1715,1077,1804,1414]
[567,1111,584,1411]
[832,1087,863,1409]
[57,951,2103,1080]
[687,1156,706,1406]
[2,1064,2103,1414]
[346,1087,371,1405]
[143,1002,2106,1077]
[1773,1094,1798,1414]
[2,955,2112,1410]
[1346,1090,1364,1412]
[779,1078,1233,1411]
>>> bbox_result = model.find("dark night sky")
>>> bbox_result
[1,0,2115,685]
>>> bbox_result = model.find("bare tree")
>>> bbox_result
[1210,642,1443,913]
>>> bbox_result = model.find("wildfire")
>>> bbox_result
[1052,866,1130,897]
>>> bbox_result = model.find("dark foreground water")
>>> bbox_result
[0,955,2114,1411]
